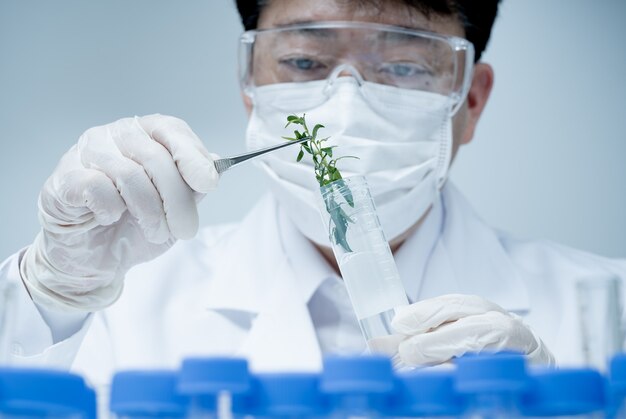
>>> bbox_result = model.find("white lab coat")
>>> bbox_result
[2,183,626,390]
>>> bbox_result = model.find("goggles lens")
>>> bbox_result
[240,22,474,111]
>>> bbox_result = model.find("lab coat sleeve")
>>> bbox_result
[0,249,92,369]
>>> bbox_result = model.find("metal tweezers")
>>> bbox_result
[213,136,311,174]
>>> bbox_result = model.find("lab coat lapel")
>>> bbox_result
[203,195,284,314]
[426,184,531,314]
[203,195,322,371]
[238,257,322,372]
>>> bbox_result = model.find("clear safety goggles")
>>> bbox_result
[239,21,475,115]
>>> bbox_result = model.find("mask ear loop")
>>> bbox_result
[323,64,366,98]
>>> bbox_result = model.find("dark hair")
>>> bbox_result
[234,0,501,61]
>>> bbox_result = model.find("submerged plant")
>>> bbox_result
[282,114,357,252]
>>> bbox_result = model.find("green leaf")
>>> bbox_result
[337,204,354,224]
[328,205,353,252]
[312,124,324,139]
[335,155,360,162]
[344,188,355,208]
[284,113,357,250]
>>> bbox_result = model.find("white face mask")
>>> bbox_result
[245,77,453,246]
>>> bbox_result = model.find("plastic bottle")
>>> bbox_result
[0,367,96,418]
[385,368,465,418]
[109,370,189,418]
[607,354,626,419]
[320,354,395,418]
[454,352,528,419]
[238,372,328,418]
[178,357,250,419]
[520,367,605,418]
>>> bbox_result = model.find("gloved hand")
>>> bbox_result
[390,294,555,366]
[19,115,219,312]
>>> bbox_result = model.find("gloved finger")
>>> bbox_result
[78,125,170,244]
[46,168,126,229]
[391,294,508,335]
[367,333,406,357]
[397,311,536,366]
[38,145,127,231]
[510,313,556,366]
[109,117,199,240]
[137,114,219,193]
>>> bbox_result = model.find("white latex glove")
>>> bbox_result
[20,115,219,312]
[390,294,555,367]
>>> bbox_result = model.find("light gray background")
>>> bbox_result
[0,0,624,260]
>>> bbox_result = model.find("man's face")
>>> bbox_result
[252,0,489,159]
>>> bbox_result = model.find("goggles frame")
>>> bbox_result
[239,21,475,115]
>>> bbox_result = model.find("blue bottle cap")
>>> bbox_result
[387,368,465,417]
[110,370,189,417]
[178,357,250,395]
[239,373,328,417]
[454,351,528,394]
[321,355,395,414]
[607,354,626,418]
[321,354,395,394]
[0,367,96,418]
[521,368,605,416]
[610,353,626,394]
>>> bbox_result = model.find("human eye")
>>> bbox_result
[379,62,432,78]
[376,61,438,89]
[279,56,326,72]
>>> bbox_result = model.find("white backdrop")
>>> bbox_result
[0,0,624,260]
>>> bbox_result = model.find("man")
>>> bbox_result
[0,0,624,386]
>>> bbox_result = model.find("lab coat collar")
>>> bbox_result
[202,194,290,314]
[203,183,531,315]
[201,182,530,371]
[202,195,335,314]
[394,191,444,303]
[381,182,530,314]
[202,195,324,371]
[277,204,339,303]
[431,183,531,314]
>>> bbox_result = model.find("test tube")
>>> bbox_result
[576,274,624,371]
[318,176,408,352]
